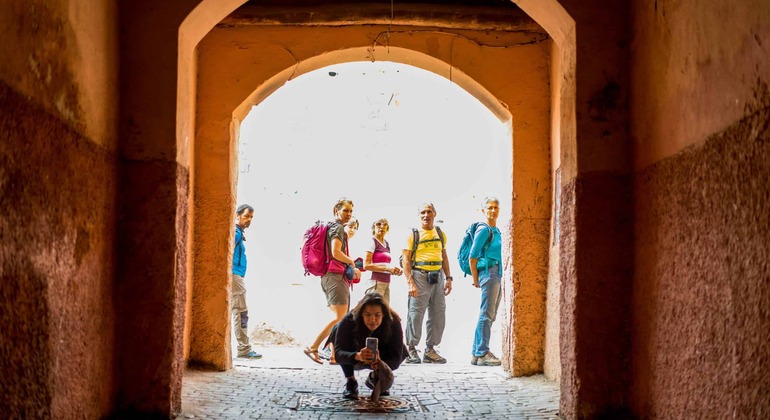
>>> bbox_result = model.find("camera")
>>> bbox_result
[365,337,378,361]
[427,271,440,284]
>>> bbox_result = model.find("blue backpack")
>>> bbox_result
[457,222,493,277]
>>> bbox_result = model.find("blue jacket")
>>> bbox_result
[232,225,247,277]
[469,224,502,268]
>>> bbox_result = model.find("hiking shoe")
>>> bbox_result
[422,348,447,364]
[238,350,262,359]
[470,355,479,365]
[476,352,501,366]
[318,347,332,361]
[343,379,359,399]
[405,348,421,364]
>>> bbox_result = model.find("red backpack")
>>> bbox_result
[301,221,331,276]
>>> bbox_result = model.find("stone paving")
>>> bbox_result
[180,346,560,419]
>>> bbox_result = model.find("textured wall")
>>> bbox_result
[629,0,770,417]
[632,103,770,419]
[549,0,634,417]
[0,82,117,418]
[543,232,561,381]
[631,0,770,169]
[559,173,634,419]
[115,0,199,415]
[0,0,119,417]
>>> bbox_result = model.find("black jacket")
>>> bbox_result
[333,312,406,370]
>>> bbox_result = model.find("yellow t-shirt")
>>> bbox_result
[404,228,446,271]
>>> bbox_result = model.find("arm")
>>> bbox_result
[364,251,395,274]
[403,248,418,297]
[468,225,491,288]
[441,248,453,296]
[331,237,361,279]
[381,321,406,371]
[333,317,363,365]
[470,257,481,288]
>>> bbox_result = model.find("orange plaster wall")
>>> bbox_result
[0,0,118,149]
[630,1,770,418]
[0,1,119,418]
[631,0,770,170]
[191,22,552,375]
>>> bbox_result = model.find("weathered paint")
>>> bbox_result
[0,81,117,418]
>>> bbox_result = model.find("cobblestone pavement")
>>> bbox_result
[180,346,560,419]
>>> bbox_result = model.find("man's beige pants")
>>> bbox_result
[231,274,252,356]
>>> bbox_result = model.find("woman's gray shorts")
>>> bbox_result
[321,272,349,306]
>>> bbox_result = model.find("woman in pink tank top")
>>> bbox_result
[363,218,403,305]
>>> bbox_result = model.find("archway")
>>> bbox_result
[234,60,515,360]
[187,9,552,380]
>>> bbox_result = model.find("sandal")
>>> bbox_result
[303,347,323,365]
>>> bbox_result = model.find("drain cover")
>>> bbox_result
[288,392,426,413]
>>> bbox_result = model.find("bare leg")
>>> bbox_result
[310,303,347,350]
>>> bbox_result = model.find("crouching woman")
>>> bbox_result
[333,292,406,400]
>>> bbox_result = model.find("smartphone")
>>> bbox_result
[365,337,378,361]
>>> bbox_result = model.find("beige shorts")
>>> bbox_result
[365,280,391,305]
[321,272,349,306]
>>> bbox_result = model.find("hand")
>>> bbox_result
[472,280,480,288]
[359,347,376,363]
[444,279,453,296]
[393,267,403,276]
[353,268,362,279]
[407,280,418,297]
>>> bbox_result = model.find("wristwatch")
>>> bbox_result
[446,276,453,281]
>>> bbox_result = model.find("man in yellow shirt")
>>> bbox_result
[402,203,453,363]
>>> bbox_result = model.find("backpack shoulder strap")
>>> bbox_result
[234,226,244,250]
[409,228,419,265]
[476,223,493,247]
[435,226,445,248]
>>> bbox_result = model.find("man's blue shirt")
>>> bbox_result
[469,224,502,266]
[233,225,247,276]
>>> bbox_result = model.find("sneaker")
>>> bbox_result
[380,389,390,397]
[343,379,359,399]
[422,348,447,364]
[318,347,332,361]
[476,352,501,366]
[470,355,479,365]
[238,350,262,359]
[405,348,421,364]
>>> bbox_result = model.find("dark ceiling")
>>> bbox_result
[244,0,520,9]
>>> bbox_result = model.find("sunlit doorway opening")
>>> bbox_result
[234,61,513,363]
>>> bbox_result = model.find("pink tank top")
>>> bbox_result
[371,238,392,283]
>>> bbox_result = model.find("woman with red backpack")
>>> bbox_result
[303,198,361,364]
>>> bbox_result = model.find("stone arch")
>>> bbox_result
[186,12,553,378]
[233,47,511,122]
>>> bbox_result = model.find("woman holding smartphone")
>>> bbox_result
[333,292,407,400]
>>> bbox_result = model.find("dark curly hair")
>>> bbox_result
[351,292,399,340]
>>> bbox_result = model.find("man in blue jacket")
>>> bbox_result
[232,204,262,359]
[468,197,503,366]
